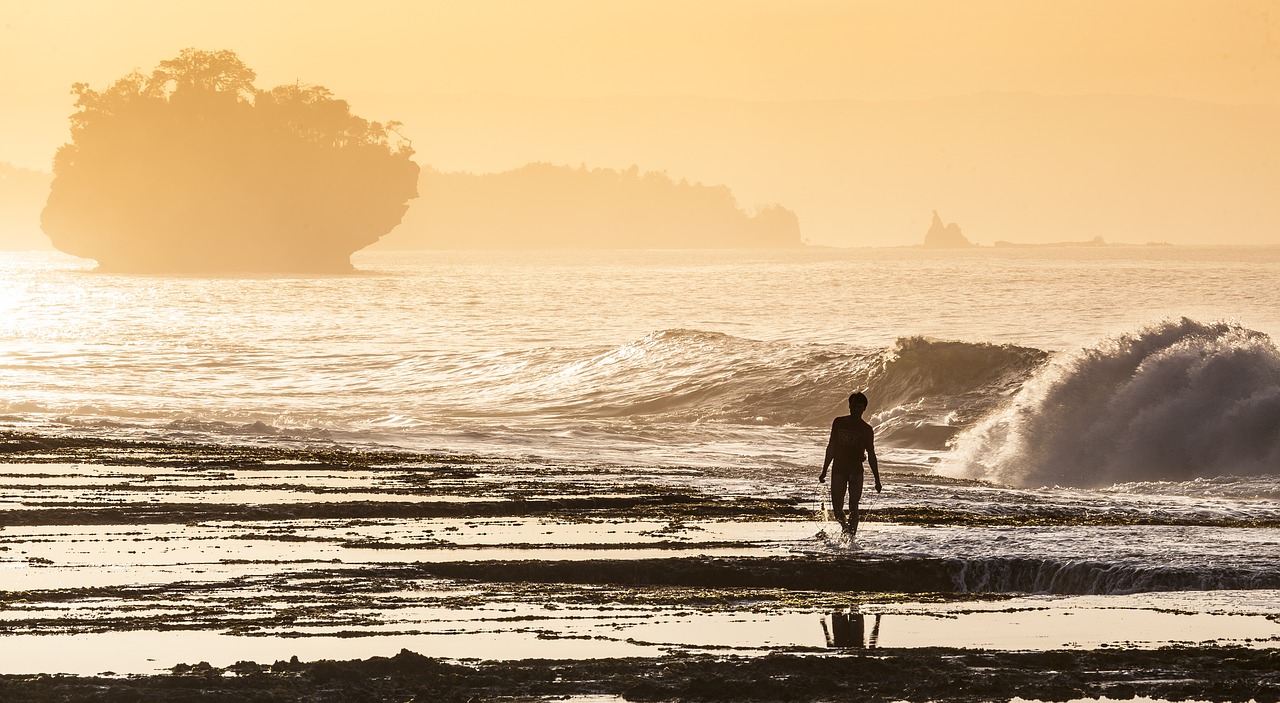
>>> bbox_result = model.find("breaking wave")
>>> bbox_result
[8,320,1279,486]
[865,336,1046,447]
[489,330,1045,448]
[945,319,1280,487]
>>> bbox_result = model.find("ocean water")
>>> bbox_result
[3,246,1278,478]
[2,245,1279,670]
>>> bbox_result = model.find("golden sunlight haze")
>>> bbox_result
[2,0,1277,246]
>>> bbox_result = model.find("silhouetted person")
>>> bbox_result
[819,391,881,535]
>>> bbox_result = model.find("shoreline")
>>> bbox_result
[1,430,1278,700]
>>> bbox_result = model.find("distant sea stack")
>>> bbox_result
[379,163,801,250]
[922,211,973,248]
[41,49,419,273]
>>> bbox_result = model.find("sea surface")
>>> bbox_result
[2,245,1279,617]
[3,246,1279,470]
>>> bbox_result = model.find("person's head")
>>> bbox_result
[848,392,868,415]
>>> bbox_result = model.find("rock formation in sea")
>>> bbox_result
[922,210,974,248]
[40,49,419,272]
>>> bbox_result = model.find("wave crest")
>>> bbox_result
[946,319,1280,487]
[870,337,1046,446]
[498,330,1045,449]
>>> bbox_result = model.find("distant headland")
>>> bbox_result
[379,163,802,250]
[993,236,1172,248]
[994,236,1105,248]
[40,49,419,273]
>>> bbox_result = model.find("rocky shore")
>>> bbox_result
[3,647,1277,702]
[2,432,1277,701]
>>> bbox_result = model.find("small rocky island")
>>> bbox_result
[41,49,419,272]
[921,210,974,248]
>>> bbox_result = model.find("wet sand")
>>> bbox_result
[1,431,1278,701]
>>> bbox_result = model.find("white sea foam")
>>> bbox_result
[945,319,1280,487]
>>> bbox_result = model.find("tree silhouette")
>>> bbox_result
[42,49,419,272]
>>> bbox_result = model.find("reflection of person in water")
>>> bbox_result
[824,610,864,648]
[822,609,882,649]
[819,392,881,535]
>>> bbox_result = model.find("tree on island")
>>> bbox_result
[41,49,420,272]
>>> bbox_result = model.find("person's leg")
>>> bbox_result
[847,469,865,535]
[830,471,849,528]
[830,612,853,647]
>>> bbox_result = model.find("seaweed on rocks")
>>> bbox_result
[0,647,1276,702]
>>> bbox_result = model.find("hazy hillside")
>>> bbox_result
[0,163,53,250]
[379,163,799,249]
[11,93,1276,250]
[356,92,1280,247]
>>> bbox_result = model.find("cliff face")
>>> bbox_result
[380,163,802,249]
[922,211,973,248]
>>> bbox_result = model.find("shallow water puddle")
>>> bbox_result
[1,592,1275,675]
[0,517,798,572]
[0,629,672,676]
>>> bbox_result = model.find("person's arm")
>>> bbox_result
[820,421,835,482]
[867,428,881,492]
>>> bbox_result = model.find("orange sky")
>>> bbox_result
[5,1,1277,104]
[2,0,1278,245]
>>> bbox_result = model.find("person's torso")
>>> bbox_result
[830,415,869,469]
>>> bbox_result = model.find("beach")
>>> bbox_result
[1,247,1278,700]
